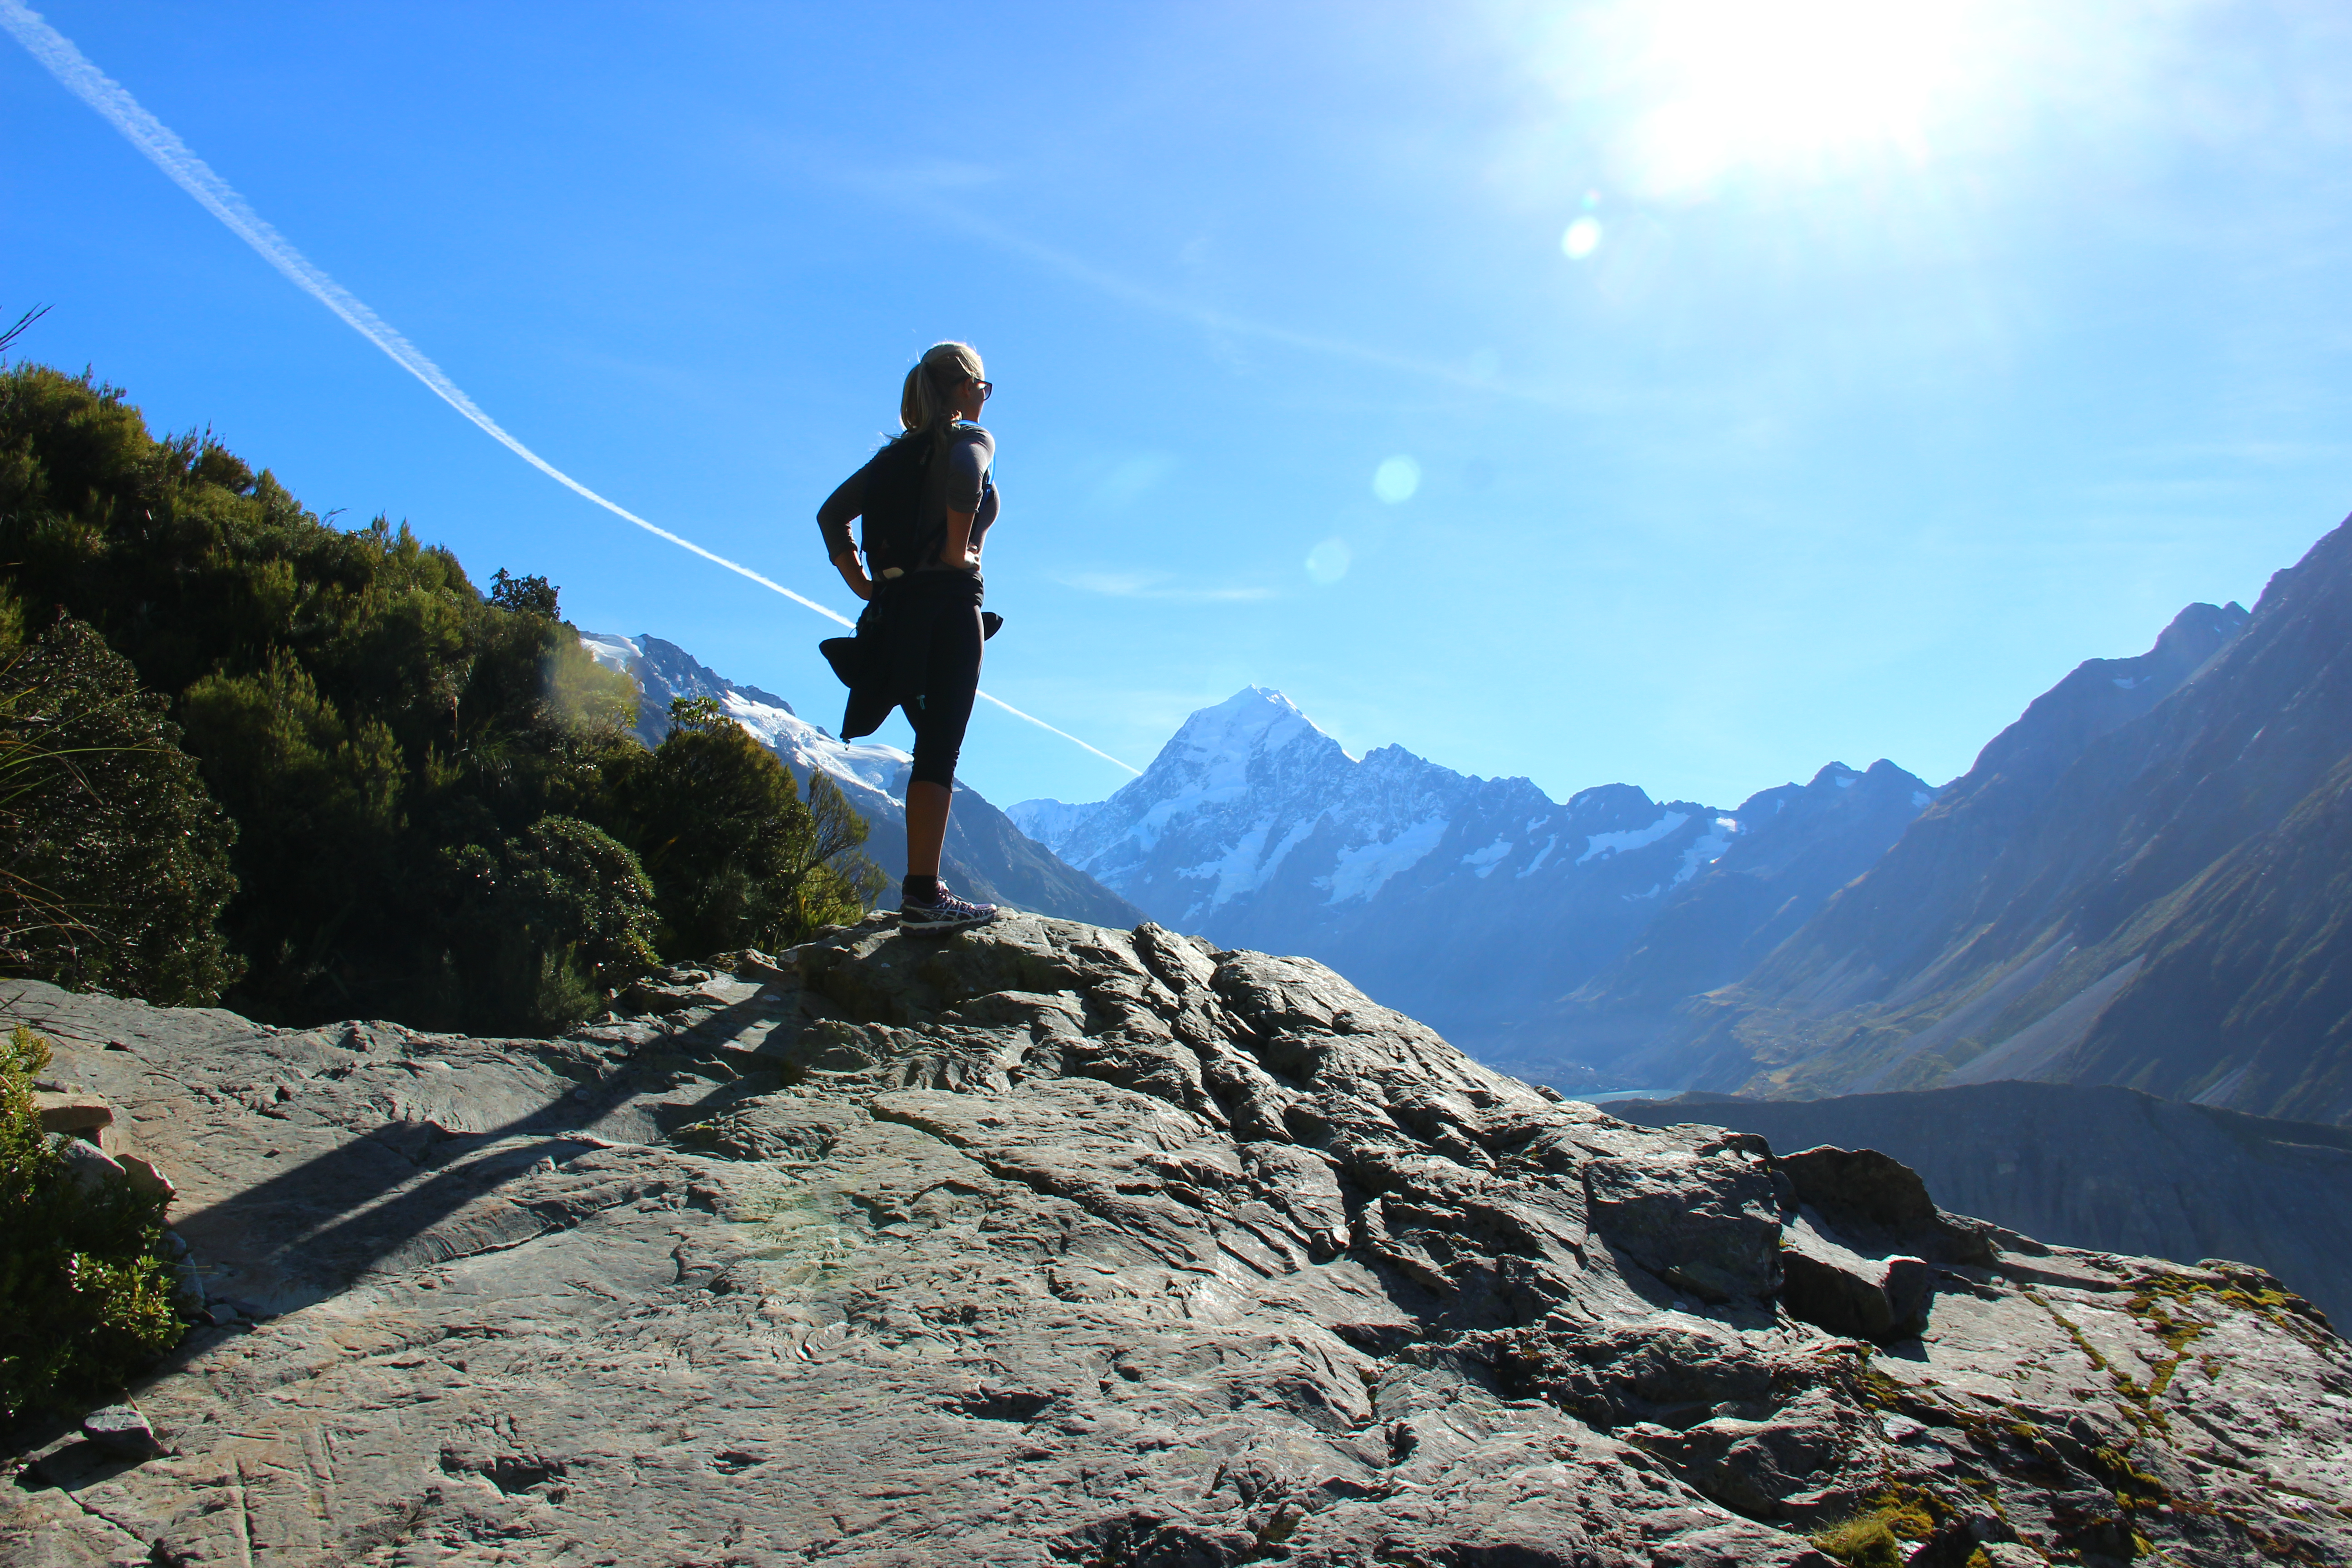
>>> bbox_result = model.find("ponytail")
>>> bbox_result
[897,340,984,447]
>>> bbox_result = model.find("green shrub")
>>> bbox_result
[0,363,652,1030]
[0,607,240,1004]
[437,814,661,1035]
[1812,1514,1904,1568]
[0,363,877,1034]
[602,698,882,958]
[0,1025,183,1419]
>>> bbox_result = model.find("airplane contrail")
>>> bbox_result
[1,0,1142,779]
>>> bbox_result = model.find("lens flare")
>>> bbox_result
[1561,216,1603,259]
[1305,538,1353,584]
[1372,456,1421,504]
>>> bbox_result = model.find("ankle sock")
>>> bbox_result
[901,873,940,905]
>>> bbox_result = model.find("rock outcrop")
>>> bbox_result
[5,917,2348,1566]
[1612,1082,2352,1329]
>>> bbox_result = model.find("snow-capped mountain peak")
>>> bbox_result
[1162,686,1331,771]
[1010,686,1937,1067]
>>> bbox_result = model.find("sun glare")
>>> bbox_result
[1621,0,1978,196]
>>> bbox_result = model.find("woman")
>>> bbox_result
[816,341,1000,933]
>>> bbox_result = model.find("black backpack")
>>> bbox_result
[857,434,937,577]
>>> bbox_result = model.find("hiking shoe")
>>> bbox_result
[899,885,999,934]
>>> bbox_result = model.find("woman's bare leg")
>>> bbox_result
[906,780,952,880]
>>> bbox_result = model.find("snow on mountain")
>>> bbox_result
[581,632,1143,927]
[1012,687,1937,1075]
[1476,758,1945,1080]
[1000,797,1100,858]
[580,632,912,802]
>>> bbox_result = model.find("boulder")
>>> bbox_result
[1778,1143,1994,1264]
[112,1151,175,1200]
[1779,1217,1931,1342]
[54,1136,125,1193]
[33,1090,111,1139]
[78,1404,162,1460]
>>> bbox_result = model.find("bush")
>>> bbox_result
[437,815,660,1035]
[1812,1490,1937,1568]
[603,697,882,957]
[0,606,240,1004]
[0,362,875,1033]
[0,1025,183,1420]
[0,363,647,1030]
[1811,1515,1903,1568]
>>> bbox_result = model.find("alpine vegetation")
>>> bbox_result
[0,363,878,1034]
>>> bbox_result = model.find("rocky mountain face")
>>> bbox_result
[1013,690,1932,1078]
[1635,537,2352,1124]
[1486,759,1939,1082]
[582,632,1142,926]
[1610,1082,2352,1327]
[12,917,2346,1565]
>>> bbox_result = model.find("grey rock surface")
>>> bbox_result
[33,1090,112,1136]
[4,919,2348,1566]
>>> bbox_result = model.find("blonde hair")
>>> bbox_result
[898,341,984,444]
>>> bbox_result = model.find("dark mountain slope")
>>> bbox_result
[1643,521,2352,1123]
[2053,748,2352,1116]
[1730,598,2247,1019]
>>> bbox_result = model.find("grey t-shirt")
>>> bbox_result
[817,423,998,573]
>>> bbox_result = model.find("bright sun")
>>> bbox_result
[1621,0,1978,196]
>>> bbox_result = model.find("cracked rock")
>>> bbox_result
[1,913,2347,1567]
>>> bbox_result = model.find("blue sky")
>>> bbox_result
[7,1,2350,812]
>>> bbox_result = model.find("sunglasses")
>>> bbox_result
[971,378,994,400]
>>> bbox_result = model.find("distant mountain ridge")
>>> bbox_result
[1619,540,2352,1122]
[581,633,1142,927]
[1496,756,1941,1074]
[1013,687,1934,1069]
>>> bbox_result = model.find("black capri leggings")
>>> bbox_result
[902,575,984,789]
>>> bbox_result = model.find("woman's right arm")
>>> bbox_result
[939,429,995,569]
[818,467,875,602]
